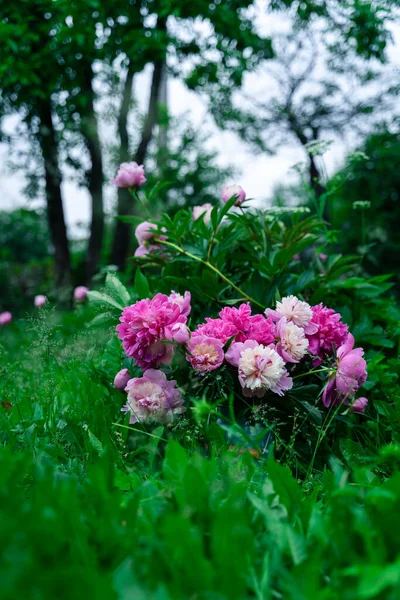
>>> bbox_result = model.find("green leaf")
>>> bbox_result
[163,441,188,483]
[88,430,104,456]
[134,268,150,299]
[267,454,303,519]
[105,272,131,306]
[87,290,124,312]
[216,195,238,228]
[86,312,116,328]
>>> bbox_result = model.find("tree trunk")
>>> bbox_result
[110,60,135,269]
[81,62,104,281]
[290,120,329,220]
[110,58,164,270]
[309,154,329,221]
[38,96,71,293]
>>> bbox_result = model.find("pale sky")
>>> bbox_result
[0,4,398,237]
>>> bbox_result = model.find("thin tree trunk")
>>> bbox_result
[38,96,71,293]
[290,119,329,220]
[110,58,164,269]
[110,61,135,269]
[81,61,104,281]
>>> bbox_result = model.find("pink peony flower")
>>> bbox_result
[226,340,286,397]
[307,303,349,359]
[276,318,309,363]
[34,295,47,308]
[322,334,367,407]
[170,322,190,344]
[134,222,167,257]
[135,244,163,257]
[186,335,224,373]
[193,203,213,225]
[114,368,131,390]
[193,318,238,344]
[193,307,275,347]
[111,162,146,188]
[122,369,184,424]
[242,314,276,345]
[272,370,294,397]
[116,293,188,370]
[350,397,368,414]
[219,303,252,334]
[168,291,191,318]
[235,315,275,346]
[74,286,89,302]
[266,295,317,335]
[221,184,246,206]
[0,311,12,326]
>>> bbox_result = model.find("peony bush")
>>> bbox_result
[88,166,391,465]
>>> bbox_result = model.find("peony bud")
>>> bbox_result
[111,162,146,188]
[74,286,89,302]
[114,368,131,390]
[171,322,190,344]
[350,397,368,414]
[221,184,246,206]
[34,295,47,308]
[0,312,12,326]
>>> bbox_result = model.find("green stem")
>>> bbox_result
[293,367,331,379]
[131,188,152,219]
[113,422,168,442]
[156,238,264,309]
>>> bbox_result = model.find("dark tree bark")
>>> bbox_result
[110,58,164,269]
[81,61,104,281]
[109,60,135,269]
[38,96,71,292]
[289,116,328,219]
[309,153,326,200]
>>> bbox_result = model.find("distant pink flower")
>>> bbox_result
[226,340,286,397]
[193,318,238,344]
[266,295,317,335]
[186,335,224,373]
[221,184,246,206]
[122,369,184,424]
[276,318,309,363]
[292,253,301,261]
[111,162,146,188]
[307,303,349,359]
[350,397,368,414]
[319,253,328,262]
[134,222,167,257]
[74,286,89,302]
[0,312,12,326]
[114,368,131,390]
[34,295,47,308]
[168,291,191,318]
[322,334,367,407]
[116,293,188,370]
[193,203,213,225]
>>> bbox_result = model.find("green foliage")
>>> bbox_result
[329,129,400,287]
[0,208,52,311]
[0,275,399,597]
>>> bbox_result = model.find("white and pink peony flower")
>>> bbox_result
[122,369,184,424]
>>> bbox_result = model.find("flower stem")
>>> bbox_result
[157,239,264,309]
[293,367,331,379]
